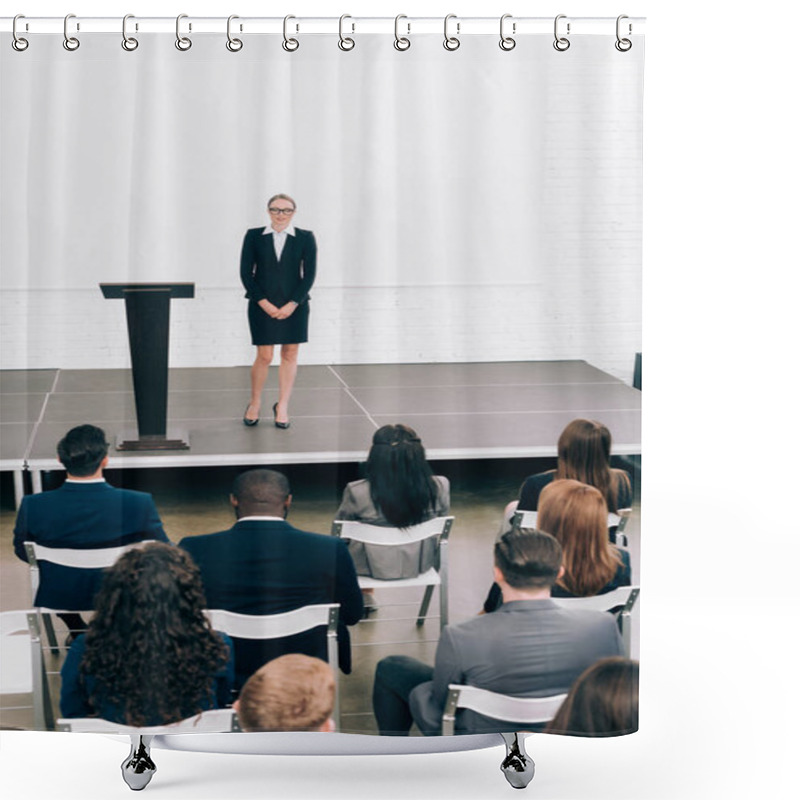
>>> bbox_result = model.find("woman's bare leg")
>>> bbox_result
[275,343,300,423]
[248,345,274,420]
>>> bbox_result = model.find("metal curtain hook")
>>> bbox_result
[338,14,355,51]
[394,14,410,51]
[12,14,29,51]
[176,14,192,50]
[499,14,516,51]
[226,15,243,51]
[283,15,299,52]
[63,13,80,51]
[615,15,632,51]
[122,14,139,51]
[553,14,570,51]
[443,13,460,51]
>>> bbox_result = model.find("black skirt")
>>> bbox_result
[248,300,309,345]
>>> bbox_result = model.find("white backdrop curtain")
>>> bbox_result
[1,29,642,379]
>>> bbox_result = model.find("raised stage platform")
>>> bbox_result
[0,360,641,502]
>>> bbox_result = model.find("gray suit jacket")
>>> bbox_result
[335,476,450,580]
[409,599,625,735]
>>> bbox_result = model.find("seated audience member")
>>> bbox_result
[546,656,639,736]
[234,654,336,732]
[372,529,624,736]
[60,543,233,726]
[503,419,633,532]
[179,469,363,690]
[13,423,168,638]
[484,479,631,612]
[335,423,449,580]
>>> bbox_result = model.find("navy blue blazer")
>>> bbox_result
[179,519,363,688]
[13,481,168,609]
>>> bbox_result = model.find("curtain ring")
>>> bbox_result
[63,13,80,51]
[283,15,299,52]
[615,15,632,52]
[175,14,192,51]
[12,15,29,52]
[122,14,139,51]
[553,14,570,51]
[394,14,411,51]
[443,14,460,51]
[226,15,243,52]
[338,14,355,51]
[499,14,516,51]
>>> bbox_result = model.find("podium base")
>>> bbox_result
[115,429,190,451]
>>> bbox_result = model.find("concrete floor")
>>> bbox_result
[0,459,640,733]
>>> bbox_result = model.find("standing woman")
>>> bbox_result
[240,194,316,428]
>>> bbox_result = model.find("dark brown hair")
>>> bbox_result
[56,424,109,476]
[547,657,639,737]
[494,528,562,590]
[554,419,631,513]
[366,424,439,528]
[537,479,623,596]
[80,543,228,727]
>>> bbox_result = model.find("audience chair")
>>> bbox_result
[441,684,568,736]
[206,604,341,729]
[0,610,54,730]
[56,707,239,734]
[331,516,453,633]
[552,586,640,657]
[23,540,149,652]
[511,507,632,547]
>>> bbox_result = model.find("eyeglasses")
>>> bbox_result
[268,207,295,216]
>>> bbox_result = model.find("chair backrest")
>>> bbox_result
[442,684,567,736]
[551,585,639,614]
[512,509,625,531]
[0,610,35,695]
[56,707,239,734]
[23,540,149,603]
[331,515,454,546]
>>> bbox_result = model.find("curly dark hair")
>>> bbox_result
[80,542,229,727]
[366,424,439,528]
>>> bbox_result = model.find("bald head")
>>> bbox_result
[231,469,291,518]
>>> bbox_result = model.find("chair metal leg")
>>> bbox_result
[500,732,535,790]
[121,736,157,791]
[42,613,59,654]
[416,585,435,627]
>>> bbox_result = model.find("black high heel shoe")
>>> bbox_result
[243,405,259,427]
[272,402,291,429]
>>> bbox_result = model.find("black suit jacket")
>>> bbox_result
[179,519,363,688]
[13,481,168,609]
[239,227,317,307]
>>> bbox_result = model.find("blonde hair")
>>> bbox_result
[267,193,296,210]
[236,654,335,732]
[537,479,622,596]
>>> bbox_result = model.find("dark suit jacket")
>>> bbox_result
[239,226,317,307]
[410,599,625,735]
[179,519,363,688]
[13,481,168,610]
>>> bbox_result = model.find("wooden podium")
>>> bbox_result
[100,283,194,451]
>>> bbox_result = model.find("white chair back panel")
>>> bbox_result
[0,611,34,694]
[513,510,622,529]
[448,684,567,725]
[332,516,453,545]
[357,567,442,591]
[56,708,237,734]
[205,604,337,639]
[25,541,147,569]
[551,586,639,612]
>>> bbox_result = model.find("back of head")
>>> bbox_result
[232,469,291,515]
[547,657,639,736]
[366,423,437,528]
[236,654,335,732]
[537,479,619,596]
[56,424,109,476]
[82,542,227,726]
[494,528,562,591]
